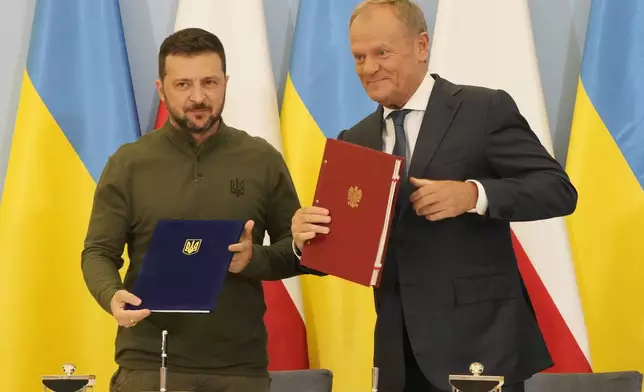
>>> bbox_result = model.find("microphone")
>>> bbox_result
[371,367,379,392]
[160,330,168,392]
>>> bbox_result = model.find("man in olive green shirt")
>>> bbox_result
[82,28,316,392]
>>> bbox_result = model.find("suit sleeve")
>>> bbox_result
[477,90,578,221]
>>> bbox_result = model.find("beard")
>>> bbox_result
[166,99,224,135]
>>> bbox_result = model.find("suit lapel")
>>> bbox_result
[399,76,463,215]
[408,76,462,179]
[360,106,385,151]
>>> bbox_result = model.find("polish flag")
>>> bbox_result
[155,0,309,370]
[429,0,592,372]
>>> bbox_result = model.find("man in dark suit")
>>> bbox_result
[290,0,577,391]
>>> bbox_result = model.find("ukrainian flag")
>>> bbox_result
[0,0,140,390]
[280,0,377,390]
[566,0,644,376]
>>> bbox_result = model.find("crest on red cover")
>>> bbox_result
[348,186,362,208]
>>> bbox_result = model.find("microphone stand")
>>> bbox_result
[160,330,168,392]
[372,367,379,392]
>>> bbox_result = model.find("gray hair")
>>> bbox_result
[349,0,428,35]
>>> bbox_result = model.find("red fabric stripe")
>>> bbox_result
[154,101,168,129]
[262,281,309,370]
[511,231,592,372]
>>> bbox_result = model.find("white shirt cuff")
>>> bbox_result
[466,179,488,215]
[292,239,302,260]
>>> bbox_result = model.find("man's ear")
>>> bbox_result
[155,79,165,103]
[417,32,430,63]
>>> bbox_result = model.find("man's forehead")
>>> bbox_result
[350,26,407,50]
[351,8,408,41]
[352,5,402,28]
[165,53,223,74]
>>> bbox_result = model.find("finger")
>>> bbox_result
[242,220,255,240]
[292,222,329,237]
[294,231,317,243]
[229,260,242,273]
[117,309,150,327]
[417,198,459,220]
[229,266,242,274]
[229,257,247,273]
[301,206,329,215]
[117,291,142,306]
[301,213,332,224]
[412,192,442,211]
[410,184,441,203]
[417,199,448,217]
[427,209,454,221]
[228,242,246,252]
[129,309,151,321]
[294,212,331,226]
[301,223,330,234]
[409,177,434,187]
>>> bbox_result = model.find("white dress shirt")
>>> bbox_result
[382,70,488,216]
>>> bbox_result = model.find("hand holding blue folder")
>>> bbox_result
[127,219,246,313]
[227,220,255,274]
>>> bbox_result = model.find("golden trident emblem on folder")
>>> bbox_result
[182,239,202,255]
[347,185,362,208]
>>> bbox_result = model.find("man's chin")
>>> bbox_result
[185,126,209,134]
[367,89,394,106]
[184,117,219,134]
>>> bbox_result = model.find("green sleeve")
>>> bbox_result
[240,149,323,280]
[81,153,129,313]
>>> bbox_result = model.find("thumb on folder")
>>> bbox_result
[110,289,150,328]
[228,220,254,273]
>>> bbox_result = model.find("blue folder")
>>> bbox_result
[127,219,245,313]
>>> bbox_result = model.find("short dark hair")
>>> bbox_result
[158,27,227,79]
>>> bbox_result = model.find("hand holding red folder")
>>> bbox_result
[292,206,331,252]
[294,138,403,287]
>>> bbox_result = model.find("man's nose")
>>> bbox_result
[189,86,205,103]
[363,56,379,74]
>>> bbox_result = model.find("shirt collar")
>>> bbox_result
[161,117,231,155]
[382,70,435,119]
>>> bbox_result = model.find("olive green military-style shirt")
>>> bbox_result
[81,120,311,376]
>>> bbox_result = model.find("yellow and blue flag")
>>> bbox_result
[280,0,377,390]
[0,0,140,390]
[566,0,644,376]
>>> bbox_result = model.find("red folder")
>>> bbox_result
[300,138,403,287]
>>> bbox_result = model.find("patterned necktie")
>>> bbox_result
[389,109,411,179]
